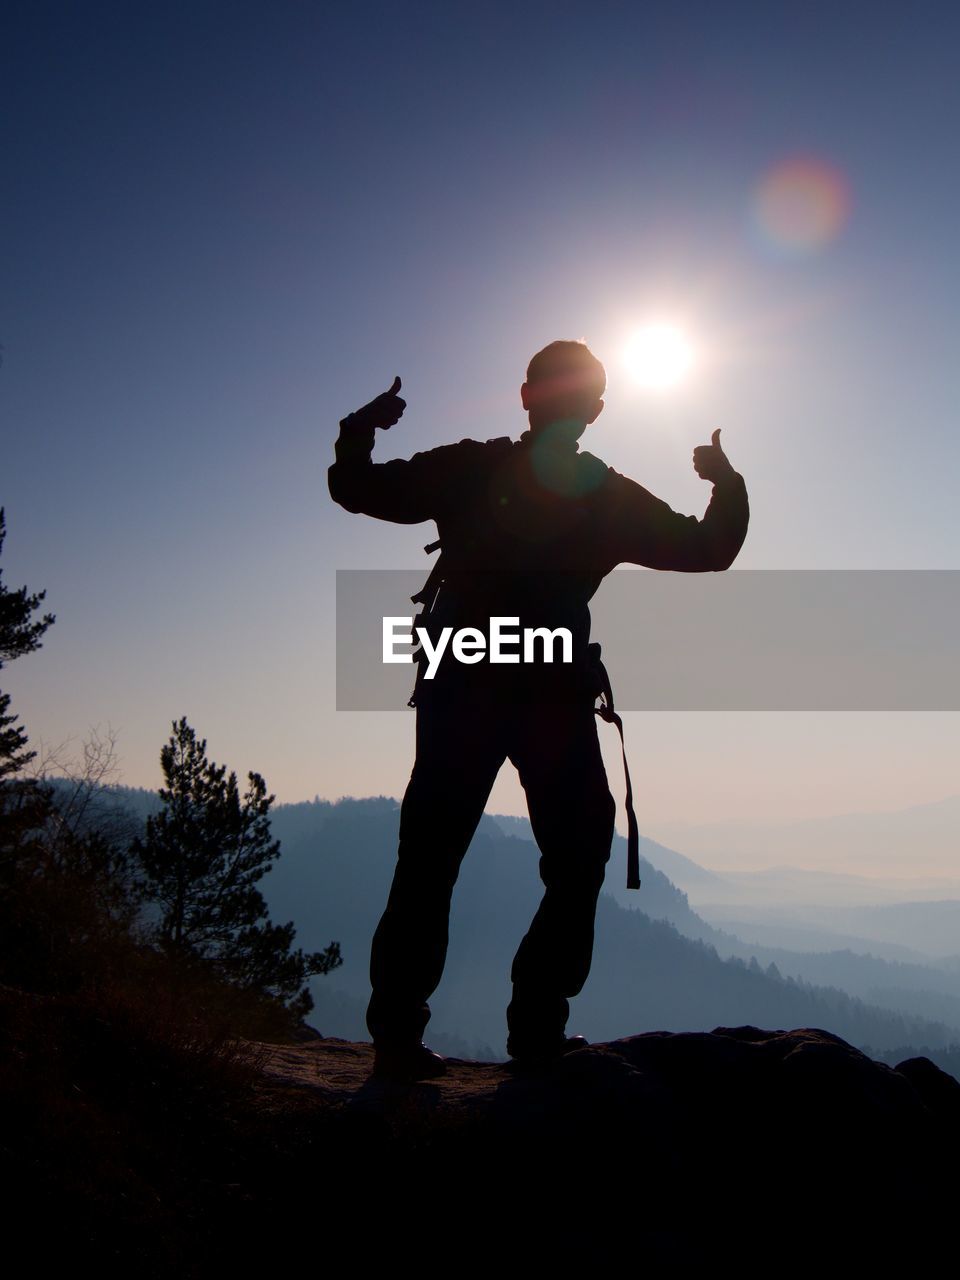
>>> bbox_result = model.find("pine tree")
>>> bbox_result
[0,506,56,856]
[0,507,56,668]
[132,718,341,1020]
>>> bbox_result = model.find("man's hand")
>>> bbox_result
[345,376,407,432]
[693,428,735,483]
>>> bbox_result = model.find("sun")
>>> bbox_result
[623,324,695,391]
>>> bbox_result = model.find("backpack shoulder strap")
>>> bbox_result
[589,642,641,891]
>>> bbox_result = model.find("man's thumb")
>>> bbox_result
[711,428,722,449]
[387,375,402,396]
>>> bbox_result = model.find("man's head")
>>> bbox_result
[521,339,606,441]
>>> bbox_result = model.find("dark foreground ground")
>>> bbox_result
[4,988,958,1273]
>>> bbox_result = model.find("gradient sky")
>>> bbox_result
[3,1,959,850]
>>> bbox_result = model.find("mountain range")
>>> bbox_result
[62,782,960,1076]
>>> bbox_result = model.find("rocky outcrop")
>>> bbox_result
[8,993,954,1272]
[249,1025,960,1266]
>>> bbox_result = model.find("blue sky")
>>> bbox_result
[3,1,958,839]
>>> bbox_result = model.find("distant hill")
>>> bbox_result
[56,783,960,1073]
[492,813,727,894]
[700,893,960,961]
[488,811,960,1028]
[260,797,960,1068]
[647,792,960,878]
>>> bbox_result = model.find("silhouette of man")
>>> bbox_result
[329,340,749,1080]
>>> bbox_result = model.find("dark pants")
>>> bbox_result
[366,682,616,1051]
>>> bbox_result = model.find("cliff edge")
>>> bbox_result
[248,1025,959,1265]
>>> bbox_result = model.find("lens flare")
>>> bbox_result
[623,324,695,391]
[753,155,852,253]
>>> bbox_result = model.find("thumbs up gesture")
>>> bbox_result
[692,428,735,483]
[346,376,407,432]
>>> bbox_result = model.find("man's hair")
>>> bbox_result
[525,339,606,405]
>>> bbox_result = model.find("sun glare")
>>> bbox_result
[623,324,695,391]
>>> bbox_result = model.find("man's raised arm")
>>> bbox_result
[328,376,448,525]
[601,429,749,571]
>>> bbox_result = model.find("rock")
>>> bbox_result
[244,1025,959,1266]
[290,1020,325,1042]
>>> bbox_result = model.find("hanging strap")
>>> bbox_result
[590,643,641,891]
[407,540,445,709]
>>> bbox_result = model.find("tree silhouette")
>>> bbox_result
[132,718,341,1020]
[0,507,56,665]
[0,506,56,781]
[0,507,56,866]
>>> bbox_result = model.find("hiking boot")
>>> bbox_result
[507,1033,590,1066]
[371,1040,448,1082]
